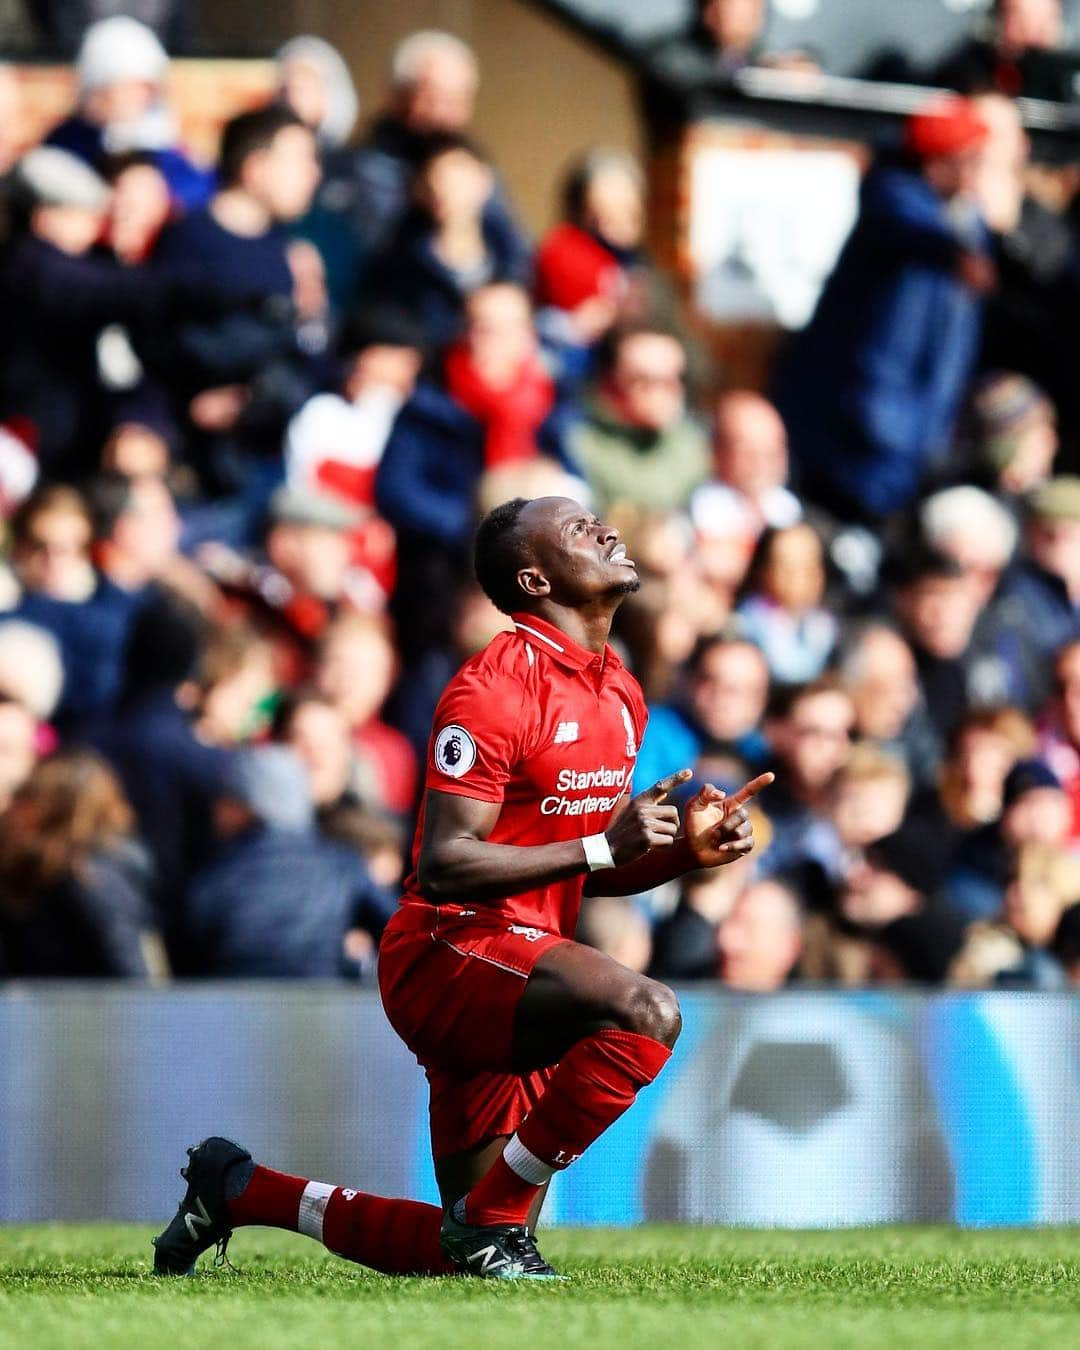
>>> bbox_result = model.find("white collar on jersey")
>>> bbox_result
[514,621,565,653]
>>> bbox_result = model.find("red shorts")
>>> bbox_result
[378,902,568,1159]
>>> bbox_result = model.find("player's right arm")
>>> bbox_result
[417,776,686,906]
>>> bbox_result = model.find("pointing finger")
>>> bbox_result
[724,771,775,809]
[641,768,693,803]
[687,782,725,811]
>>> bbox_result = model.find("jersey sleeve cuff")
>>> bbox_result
[425,780,506,806]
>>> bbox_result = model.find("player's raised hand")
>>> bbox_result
[604,768,692,864]
[683,771,775,868]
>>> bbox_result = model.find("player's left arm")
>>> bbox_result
[582,772,774,897]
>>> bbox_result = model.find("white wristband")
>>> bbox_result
[582,833,616,871]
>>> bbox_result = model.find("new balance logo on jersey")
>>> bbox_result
[468,1244,513,1274]
[553,721,579,744]
[183,1197,212,1241]
[509,924,546,942]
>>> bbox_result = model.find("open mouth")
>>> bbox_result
[608,544,636,567]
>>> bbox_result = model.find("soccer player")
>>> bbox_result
[153,496,772,1280]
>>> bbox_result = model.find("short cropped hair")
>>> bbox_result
[765,673,851,723]
[595,320,685,380]
[562,147,644,226]
[474,497,531,615]
[218,105,307,188]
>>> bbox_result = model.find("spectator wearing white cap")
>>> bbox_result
[45,16,212,209]
[0,147,227,480]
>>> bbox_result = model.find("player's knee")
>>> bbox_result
[612,977,682,1048]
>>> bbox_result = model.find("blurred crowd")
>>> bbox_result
[2,1,1080,990]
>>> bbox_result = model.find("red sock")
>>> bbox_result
[227,1164,455,1276]
[465,1029,672,1226]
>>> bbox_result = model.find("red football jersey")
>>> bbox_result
[401,612,648,936]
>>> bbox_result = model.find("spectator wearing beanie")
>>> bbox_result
[46,17,212,209]
[774,95,993,524]
[953,371,1058,499]
[942,756,1070,922]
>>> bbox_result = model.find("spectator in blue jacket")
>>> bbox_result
[319,29,524,260]
[186,745,396,978]
[371,132,531,352]
[10,485,146,734]
[150,105,323,491]
[89,594,235,968]
[635,635,770,793]
[0,147,225,482]
[775,96,994,525]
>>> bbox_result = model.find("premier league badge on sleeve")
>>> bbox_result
[434,724,477,778]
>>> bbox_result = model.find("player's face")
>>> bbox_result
[519,497,640,609]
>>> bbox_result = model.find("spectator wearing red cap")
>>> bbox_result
[774,96,993,525]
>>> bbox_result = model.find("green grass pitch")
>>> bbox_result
[3,1224,1080,1349]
